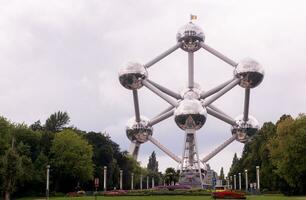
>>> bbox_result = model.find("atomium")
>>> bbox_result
[231,115,259,143]
[177,22,205,52]
[126,116,153,144]
[119,62,148,90]
[119,19,264,188]
[235,58,265,89]
[174,99,207,130]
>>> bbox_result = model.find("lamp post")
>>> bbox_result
[119,170,123,190]
[147,176,149,189]
[131,173,134,190]
[238,173,242,190]
[245,169,248,192]
[103,166,107,191]
[140,174,143,190]
[234,175,236,190]
[256,166,260,191]
[46,165,50,200]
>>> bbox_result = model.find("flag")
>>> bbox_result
[190,14,197,21]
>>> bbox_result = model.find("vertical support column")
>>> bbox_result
[226,177,229,189]
[46,165,50,200]
[239,173,242,190]
[140,174,143,190]
[193,132,204,189]
[256,166,260,191]
[245,169,248,192]
[131,173,134,190]
[103,166,107,191]
[243,88,250,122]
[188,52,194,88]
[146,176,149,189]
[119,170,123,190]
[230,176,233,189]
[234,175,237,190]
[152,177,155,188]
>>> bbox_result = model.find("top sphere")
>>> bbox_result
[119,62,148,90]
[176,22,205,52]
[234,58,264,88]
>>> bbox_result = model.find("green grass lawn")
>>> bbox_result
[19,195,306,200]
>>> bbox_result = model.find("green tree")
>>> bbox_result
[147,151,158,173]
[269,115,306,195]
[164,167,179,185]
[45,111,70,132]
[219,167,225,185]
[50,129,93,192]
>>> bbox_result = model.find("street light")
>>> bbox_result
[46,165,50,200]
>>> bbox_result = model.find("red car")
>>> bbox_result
[212,190,246,199]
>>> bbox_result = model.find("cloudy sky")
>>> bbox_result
[1,0,306,175]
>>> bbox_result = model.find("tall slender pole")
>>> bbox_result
[239,173,242,190]
[243,88,250,122]
[188,52,194,88]
[147,176,149,189]
[131,173,134,190]
[152,177,155,188]
[256,166,260,191]
[140,174,143,190]
[119,170,123,190]
[245,169,248,192]
[234,175,237,190]
[103,166,107,191]
[226,177,229,189]
[46,165,50,200]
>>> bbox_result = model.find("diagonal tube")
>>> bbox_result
[142,80,178,107]
[208,104,233,120]
[147,79,181,99]
[188,52,194,89]
[132,90,141,122]
[201,78,236,99]
[129,142,141,160]
[243,88,250,122]
[148,135,181,163]
[201,134,236,163]
[144,42,182,68]
[200,42,238,67]
[148,109,174,126]
[203,78,240,106]
[206,107,237,126]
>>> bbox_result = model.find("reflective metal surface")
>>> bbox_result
[119,62,148,90]
[180,83,202,99]
[126,116,153,143]
[231,115,259,143]
[234,58,264,88]
[174,99,207,130]
[176,22,205,52]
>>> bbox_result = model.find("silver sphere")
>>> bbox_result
[126,116,153,143]
[179,83,202,99]
[176,22,205,52]
[231,115,259,143]
[119,62,148,90]
[234,58,264,88]
[174,99,207,130]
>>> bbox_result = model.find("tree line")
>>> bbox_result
[226,114,306,195]
[0,111,165,199]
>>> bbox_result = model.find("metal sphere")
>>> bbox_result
[234,58,264,88]
[180,83,202,99]
[231,115,259,143]
[119,62,148,90]
[174,99,207,130]
[126,116,153,143]
[176,22,205,52]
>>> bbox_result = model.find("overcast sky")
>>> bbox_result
[1,0,306,175]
